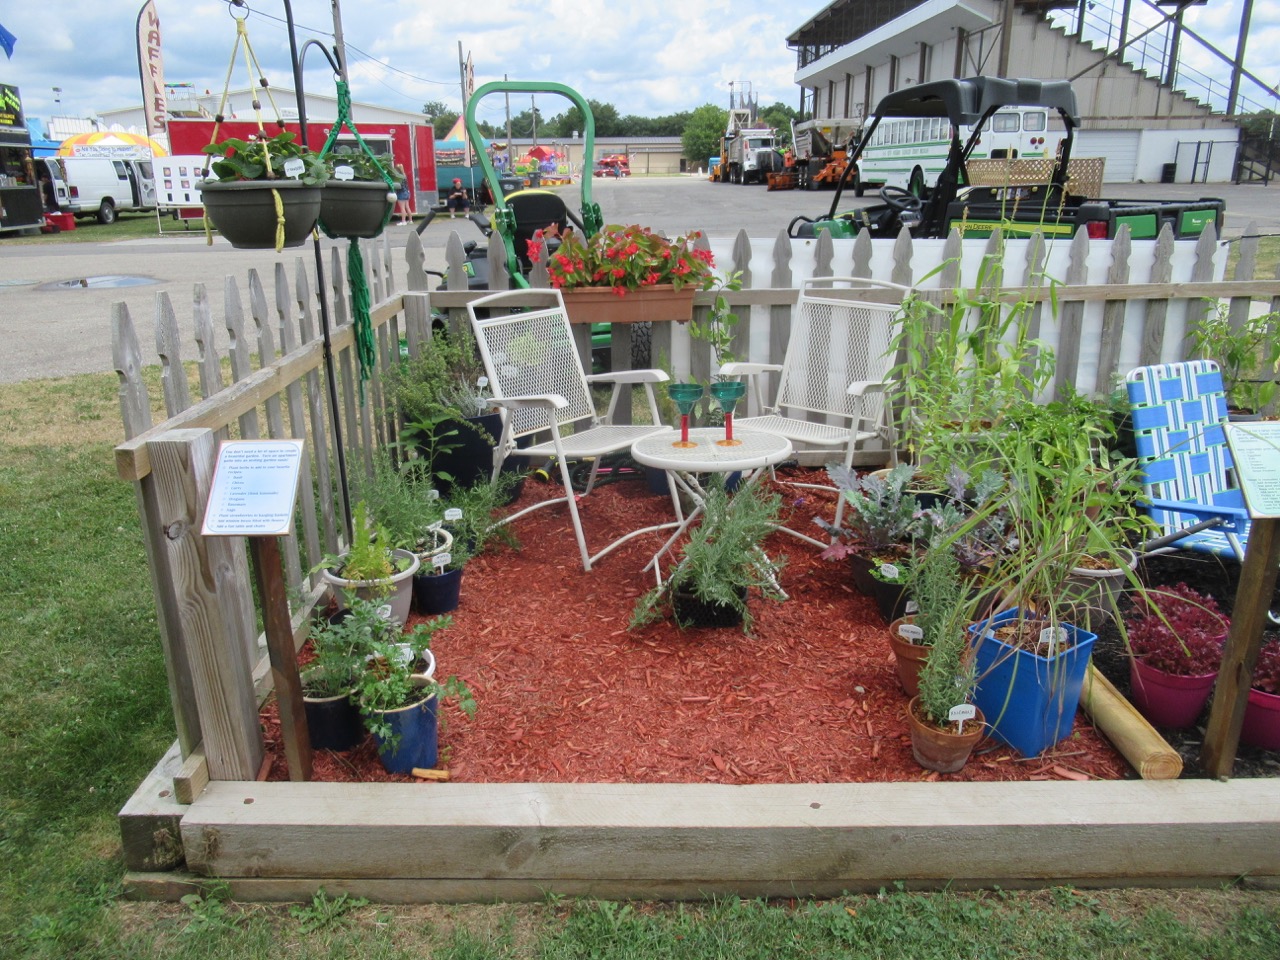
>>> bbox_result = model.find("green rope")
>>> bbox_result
[346,238,377,401]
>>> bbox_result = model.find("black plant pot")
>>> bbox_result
[872,577,911,623]
[318,180,395,239]
[413,566,464,615]
[420,411,526,501]
[302,690,364,751]
[672,586,746,629]
[197,179,322,249]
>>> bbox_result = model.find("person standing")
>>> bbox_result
[392,163,411,225]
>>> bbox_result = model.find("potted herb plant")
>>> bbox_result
[354,614,475,774]
[318,149,398,239]
[1241,639,1280,750]
[412,476,519,616]
[318,502,420,626]
[300,598,394,751]
[904,541,986,773]
[817,462,925,596]
[1189,304,1280,418]
[630,477,786,632]
[198,130,329,249]
[1126,583,1227,729]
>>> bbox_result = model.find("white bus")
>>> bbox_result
[855,107,1065,196]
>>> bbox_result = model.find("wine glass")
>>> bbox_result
[666,382,704,448]
[710,380,746,446]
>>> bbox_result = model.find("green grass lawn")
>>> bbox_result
[2,353,1280,959]
[1,211,206,246]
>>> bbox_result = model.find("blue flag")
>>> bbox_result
[0,21,16,59]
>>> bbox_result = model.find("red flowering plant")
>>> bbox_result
[1126,582,1228,677]
[1253,639,1280,694]
[529,223,717,296]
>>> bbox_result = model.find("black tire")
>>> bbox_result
[853,170,866,197]
[908,167,926,198]
[629,321,652,368]
[97,200,117,224]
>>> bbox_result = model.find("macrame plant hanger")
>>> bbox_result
[204,7,293,252]
[315,80,396,393]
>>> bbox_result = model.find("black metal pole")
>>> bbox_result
[281,0,353,544]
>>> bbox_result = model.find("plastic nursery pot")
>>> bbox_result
[413,566,464,616]
[318,180,395,238]
[196,179,323,249]
[1240,687,1280,750]
[321,548,420,627]
[671,586,746,629]
[369,692,439,774]
[906,697,986,774]
[1128,659,1217,730]
[967,607,1097,759]
[301,688,365,752]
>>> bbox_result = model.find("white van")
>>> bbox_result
[38,157,157,223]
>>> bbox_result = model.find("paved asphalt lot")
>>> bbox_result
[2,175,1279,384]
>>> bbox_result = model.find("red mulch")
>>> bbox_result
[260,467,1133,785]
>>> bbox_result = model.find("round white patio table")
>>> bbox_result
[630,427,793,586]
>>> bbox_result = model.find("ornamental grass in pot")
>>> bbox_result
[1126,583,1227,729]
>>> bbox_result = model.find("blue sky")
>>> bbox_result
[1,0,1276,126]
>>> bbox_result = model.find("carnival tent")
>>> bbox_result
[56,132,169,159]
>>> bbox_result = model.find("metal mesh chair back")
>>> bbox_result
[1126,360,1249,551]
[472,298,596,440]
[775,287,898,425]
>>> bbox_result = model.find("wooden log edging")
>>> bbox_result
[116,776,1280,902]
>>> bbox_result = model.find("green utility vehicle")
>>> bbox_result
[788,76,1225,241]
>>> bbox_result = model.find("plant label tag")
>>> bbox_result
[426,489,440,500]
[477,376,489,388]
[905,600,919,614]
[434,552,451,570]
[444,508,463,521]
[283,158,306,178]
[880,563,899,580]
[949,703,976,733]
[376,604,393,621]
[897,623,924,641]
[1039,625,1067,652]
[334,165,355,181]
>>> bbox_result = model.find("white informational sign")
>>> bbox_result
[1225,423,1280,519]
[202,439,305,537]
[155,154,210,209]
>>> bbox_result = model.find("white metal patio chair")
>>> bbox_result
[718,276,910,540]
[467,288,674,571]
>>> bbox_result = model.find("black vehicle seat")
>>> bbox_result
[502,189,570,271]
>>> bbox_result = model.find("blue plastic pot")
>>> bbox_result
[968,608,1097,758]
[369,693,439,773]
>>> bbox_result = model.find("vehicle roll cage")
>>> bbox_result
[826,76,1082,222]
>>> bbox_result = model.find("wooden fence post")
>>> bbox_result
[147,427,265,781]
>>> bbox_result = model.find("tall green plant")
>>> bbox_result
[1189,302,1280,414]
[890,253,1057,480]
[910,542,978,726]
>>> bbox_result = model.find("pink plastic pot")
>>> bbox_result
[1129,659,1217,729]
[1240,687,1280,751]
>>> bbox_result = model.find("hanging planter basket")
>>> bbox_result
[197,179,322,249]
[319,180,396,239]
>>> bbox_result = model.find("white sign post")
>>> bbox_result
[203,439,312,780]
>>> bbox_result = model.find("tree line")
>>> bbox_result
[422,98,802,163]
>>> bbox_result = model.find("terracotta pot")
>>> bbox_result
[1240,687,1280,750]
[1128,659,1217,729]
[560,284,695,325]
[887,616,929,697]
[906,697,985,773]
